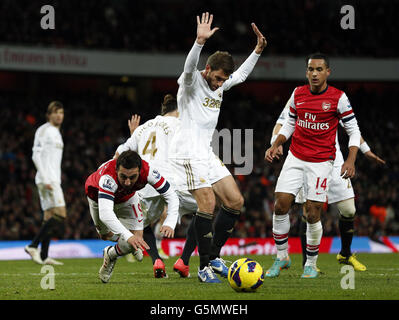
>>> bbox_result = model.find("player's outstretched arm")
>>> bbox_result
[223,23,266,90]
[196,12,219,45]
[251,23,267,54]
[182,12,218,86]
[359,137,386,166]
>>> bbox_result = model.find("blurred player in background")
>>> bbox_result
[85,150,179,283]
[115,95,197,278]
[169,12,267,283]
[270,98,386,272]
[265,53,361,279]
[25,101,66,266]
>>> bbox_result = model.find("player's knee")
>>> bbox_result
[224,193,244,211]
[196,191,216,213]
[274,199,290,215]
[304,201,323,223]
[337,198,356,218]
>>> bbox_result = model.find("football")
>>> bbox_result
[227,258,265,292]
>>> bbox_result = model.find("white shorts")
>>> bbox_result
[139,190,198,228]
[295,165,355,204]
[37,183,66,211]
[171,153,231,191]
[275,151,333,203]
[208,153,232,185]
[326,164,355,204]
[87,193,143,237]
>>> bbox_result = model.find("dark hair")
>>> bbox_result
[306,52,330,68]
[206,51,235,75]
[116,150,142,170]
[161,94,177,115]
[46,101,64,119]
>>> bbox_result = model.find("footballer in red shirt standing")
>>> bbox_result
[265,53,361,279]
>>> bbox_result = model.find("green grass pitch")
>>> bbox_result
[0,253,398,300]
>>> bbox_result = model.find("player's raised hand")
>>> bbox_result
[251,23,267,54]
[196,12,219,45]
[128,114,141,135]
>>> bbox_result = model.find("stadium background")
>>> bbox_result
[0,0,398,258]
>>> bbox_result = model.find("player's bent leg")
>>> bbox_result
[99,246,117,283]
[191,188,220,283]
[37,208,66,265]
[191,187,216,214]
[143,225,162,264]
[191,188,214,262]
[335,198,366,271]
[174,213,196,278]
[99,236,141,283]
[211,175,244,211]
[209,204,240,275]
[210,176,243,270]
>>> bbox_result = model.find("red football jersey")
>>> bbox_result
[287,85,356,162]
[85,158,169,204]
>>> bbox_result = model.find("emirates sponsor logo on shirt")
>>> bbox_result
[322,102,331,111]
[297,112,330,130]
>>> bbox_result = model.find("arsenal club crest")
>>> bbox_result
[322,102,331,111]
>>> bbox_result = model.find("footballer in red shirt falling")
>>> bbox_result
[85,150,179,283]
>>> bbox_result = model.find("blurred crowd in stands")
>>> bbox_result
[1,81,398,241]
[0,0,397,57]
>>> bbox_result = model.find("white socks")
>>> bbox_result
[272,213,290,260]
[108,238,133,260]
[305,221,323,267]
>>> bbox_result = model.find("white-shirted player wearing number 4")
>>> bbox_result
[265,53,362,279]
[25,101,66,266]
[169,12,267,283]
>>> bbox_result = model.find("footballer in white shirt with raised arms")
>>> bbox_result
[169,12,267,282]
[25,101,66,266]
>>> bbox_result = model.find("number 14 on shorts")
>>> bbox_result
[315,177,327,191]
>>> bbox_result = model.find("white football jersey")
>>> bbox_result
[170,42,260,160]
[32,122,64,184]
[117,115,180,196]
[171,69,224,160]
